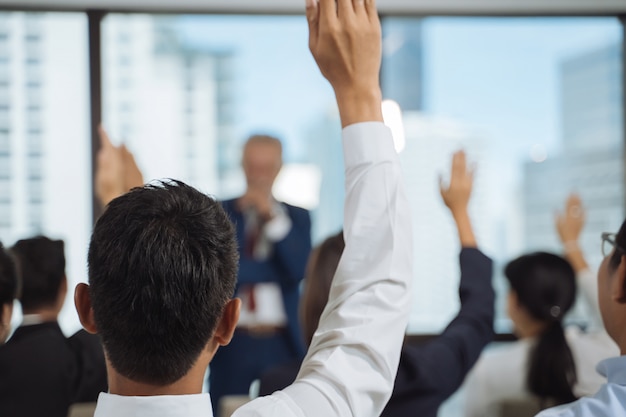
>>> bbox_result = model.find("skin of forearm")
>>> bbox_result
[335,88,383,127]
[563,244,589,273]
[452,209,477,248]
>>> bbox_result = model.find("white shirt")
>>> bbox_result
[94,393,213,417]
[536,356,626,417]
[94,121,413,417]
[463,269,618,417]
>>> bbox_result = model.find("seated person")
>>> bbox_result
[0,242,18,343]
[464,195,618,416]
[76,1,413,416]
[259,151,494,417]
[0,236,107,417]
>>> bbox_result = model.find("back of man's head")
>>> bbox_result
[11,236,65,312]
[88,180,238,386]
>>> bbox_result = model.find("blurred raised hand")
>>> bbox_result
[555,193,588,272]
[440,151,476,247]
[95,126,144,206]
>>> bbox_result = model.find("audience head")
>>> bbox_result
[242,135,283,194]
[11,236,66,316]
[78,180,240,386]
[301,231,344,346]
[598,221,626,352]
[505,252,577,405]
[0,243,18,343]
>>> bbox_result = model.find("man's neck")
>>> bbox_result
[107,356,209,396]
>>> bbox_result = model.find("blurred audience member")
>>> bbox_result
[0,242,18,343]
[260,150,495,417]
[0,236,107,417]
[210,134,311,413]
[465,195,618,416]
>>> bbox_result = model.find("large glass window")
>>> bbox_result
[0,12,90,334]
[100,14,625,336]
[382,17,623,333]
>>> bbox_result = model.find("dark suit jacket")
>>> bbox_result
[222,198,312,357]
[259,248,494,417]
[0,322,107,417]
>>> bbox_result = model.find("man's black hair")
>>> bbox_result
[88,180,238,385]
[11,236,65,311]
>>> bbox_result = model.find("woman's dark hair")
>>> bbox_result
[0,242,19,319]
[505,252,577,407]
[300,231,345,346]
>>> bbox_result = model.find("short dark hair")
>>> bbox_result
[88,180,238,385]
[0,242,18,310]
[11,236,65,311]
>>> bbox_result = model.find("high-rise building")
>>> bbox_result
[103,15,236,197]
[0,12,91,333]
[523,43,624,269]
[561,43,623,153]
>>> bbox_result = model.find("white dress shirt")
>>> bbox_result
[93,121,413,417]
[536,356,626,417]
[463,269,618,417]
[94,393,213,417]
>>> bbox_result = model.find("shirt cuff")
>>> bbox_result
[264,202,292,242]
[342,122,396,168]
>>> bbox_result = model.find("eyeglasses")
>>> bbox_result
[601,232,623,257]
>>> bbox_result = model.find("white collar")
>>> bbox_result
[94,392,214,417]
[21,314,46,326]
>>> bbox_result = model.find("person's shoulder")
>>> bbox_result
[281,202,310,217]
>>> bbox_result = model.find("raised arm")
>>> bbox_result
[555,194,601,328]
[394,152,494,401]
[233,1,412,416]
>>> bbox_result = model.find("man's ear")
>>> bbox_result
[612,255,626,304]
[214,298,241,346]
[74,283,98,334]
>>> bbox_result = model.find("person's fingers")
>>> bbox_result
[318,0,337,24]
[305,0,320,50]
[353,0,366,15]
[337,0,354,18]
[98,125,114,149]
[364,0,378,19]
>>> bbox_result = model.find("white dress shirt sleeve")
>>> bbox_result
[576,268,603,331]
[232,122,413,417]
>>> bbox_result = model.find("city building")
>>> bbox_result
[103,15,236,197]
[523,43,624,270]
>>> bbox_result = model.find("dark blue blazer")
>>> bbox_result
[222,198,312,358]
[259,248,494,417]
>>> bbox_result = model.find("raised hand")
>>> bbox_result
[120,144,144,191]
[440,150,474,216]
[95,126,125,206]
[555,193,588,272]
[440,150,476,247]
[555,193,585,245]
[95,126,144,206]
[306,0,383,127]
